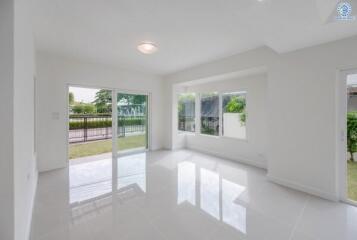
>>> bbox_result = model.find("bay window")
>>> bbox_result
[178,93,196,132]
[200,92,219,136]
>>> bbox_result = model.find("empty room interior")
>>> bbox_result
[3,0,357,240]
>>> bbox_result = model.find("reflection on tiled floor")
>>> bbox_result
[31,150,357,240]
[69,153,146,205]
[70,158,112,204]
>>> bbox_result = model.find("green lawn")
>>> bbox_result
[69,134,146,159]
[348,161,357,201]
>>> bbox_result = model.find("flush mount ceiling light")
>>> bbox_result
[137,42,158,54]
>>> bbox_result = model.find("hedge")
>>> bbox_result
[69,117,145,130]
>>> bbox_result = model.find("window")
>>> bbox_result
[200,93,219,136]
[222,92,246,139]
[178,93,196,132]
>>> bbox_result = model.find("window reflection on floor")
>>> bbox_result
[117,153,146,193]
[70,158,113,205]
[177,162,196,205]
[69,153,147,224]
[200,168,220,219]
[69,154,247,234]
[222,179,246,234]
[177,161,247,234]
[69,153,147,205]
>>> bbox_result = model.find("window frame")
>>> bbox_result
[199,92,220,136]
[221,91,248,140]
[177,92,197,133]
[177,90,248,141]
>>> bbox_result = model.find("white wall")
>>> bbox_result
[0,0,15,239]
[267,36,357,200]
[165,36,357,201]
[13,0,38,239]
[184,74,268,168]
[170,84,187,150]
[0,0,37,239]
[348,95,357,111]
[36,52,165,172]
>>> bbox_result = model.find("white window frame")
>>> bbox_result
[199,92,220,137]
[178,90,249,142]
[177,92,197,133]
[221,91,248,141]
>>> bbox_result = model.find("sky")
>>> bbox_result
[69,86,100,103]
[347,74,357,86]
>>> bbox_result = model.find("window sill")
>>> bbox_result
[179,131,248,142]
[221,135,248,142]
[192,133,248,142]
[198,133,220,138]
[178,131,196,136]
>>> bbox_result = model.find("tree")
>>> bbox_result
[225,96,246,125]
[72,103,96,114]
[93,90,112,113]
[225,96,245,113]
[83,104,96,114]
[69,92,74,105]
[72,104,84,114]
[118,93,146,105]
[347,112,357,162]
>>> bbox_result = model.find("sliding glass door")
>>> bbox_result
[68,86,113,161]
[116,92,148,154]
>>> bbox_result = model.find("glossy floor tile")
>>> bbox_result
[31,150,357,240]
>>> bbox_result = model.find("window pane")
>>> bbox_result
[178,93,196,132]
[222,92,246,139]
[200,93,219,136]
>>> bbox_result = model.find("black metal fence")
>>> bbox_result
[178,116,195,132]
[69,115,146,143]
[201,116,219,136]
[118,116,146,137]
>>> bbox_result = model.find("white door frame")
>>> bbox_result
[337,69,357,206]
[114,89,152,157]
[66,84,113,167]
[66,84,152,164]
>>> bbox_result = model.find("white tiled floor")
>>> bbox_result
[31,150,357,240]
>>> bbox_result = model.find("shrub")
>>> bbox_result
[347,112,357,161]
[225,96,245,113]
[240,112,246,125]
[72,103,96,114]
[69,117,145,130]
[201,126,215,135]
[118,117,145,127]
[225,96,246,125]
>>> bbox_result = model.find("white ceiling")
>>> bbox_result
[33,0,357,75]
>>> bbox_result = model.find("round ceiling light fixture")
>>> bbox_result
[137,42,158,54]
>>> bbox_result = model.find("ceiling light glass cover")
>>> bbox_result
[137,42,158,54]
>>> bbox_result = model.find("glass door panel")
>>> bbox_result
[347,73,357,203]
[116,92,148,154]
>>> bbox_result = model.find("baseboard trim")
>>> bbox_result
[187,145,267,169]
[267,174,339,202]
